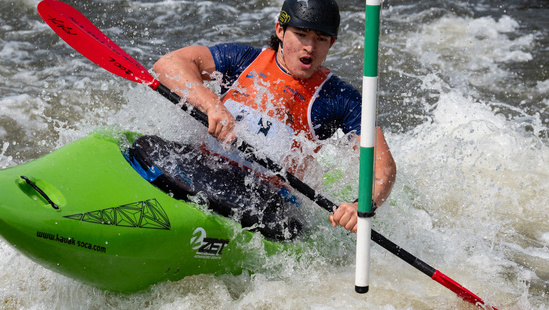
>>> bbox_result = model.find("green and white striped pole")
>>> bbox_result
[355,0,381,294]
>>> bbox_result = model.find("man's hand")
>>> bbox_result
[154,45,238,143]
[205,103,236,143]
[329,201,359,233]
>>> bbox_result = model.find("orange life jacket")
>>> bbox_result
[221,48,332,142]
[204,48,332,177]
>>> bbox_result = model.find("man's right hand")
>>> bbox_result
[154,45,238,143]
[205,103,236,143]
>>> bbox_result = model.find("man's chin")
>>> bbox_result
[291,70,315,80]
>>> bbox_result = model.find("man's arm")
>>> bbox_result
[329,126,396,232]
[372,126,397,205]
[153,45,236,141]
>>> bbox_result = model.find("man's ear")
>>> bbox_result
[330,37,337,48]
[275,21,285,41]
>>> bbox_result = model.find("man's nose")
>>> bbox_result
[302,37,315,52]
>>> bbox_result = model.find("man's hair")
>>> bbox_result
[268,34,281,51]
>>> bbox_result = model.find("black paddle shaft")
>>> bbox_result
[157,81,439,278]
[371,230,436,277]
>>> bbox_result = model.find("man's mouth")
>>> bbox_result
[300,56,313,65]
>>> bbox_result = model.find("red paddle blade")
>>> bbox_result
[37,0,159,89]
[432,271,498,310]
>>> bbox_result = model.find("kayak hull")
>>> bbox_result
[0,132,292,293]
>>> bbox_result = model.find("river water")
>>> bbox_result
[1,0,548,309]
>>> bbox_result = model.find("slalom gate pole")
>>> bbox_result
[355,0,381,294]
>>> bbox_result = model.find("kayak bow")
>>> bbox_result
[0,132,291,292]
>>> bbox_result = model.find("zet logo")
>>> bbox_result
[190,227,230,259]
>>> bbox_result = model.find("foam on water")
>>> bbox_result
[381,11,548,307]
[388,84,548,302]
[406,14,534,95]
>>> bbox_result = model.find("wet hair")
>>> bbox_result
[268,34,281,51]
[268,23,287,52]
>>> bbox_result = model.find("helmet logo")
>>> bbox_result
[279,10,291,24]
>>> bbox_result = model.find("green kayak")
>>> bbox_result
[0,131,297,293]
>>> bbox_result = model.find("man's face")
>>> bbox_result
[276,23,335,80]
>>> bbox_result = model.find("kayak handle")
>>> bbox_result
[20,176,59,210]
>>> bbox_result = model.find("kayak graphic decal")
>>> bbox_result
[64,199,171,230]
[191,227,230,259]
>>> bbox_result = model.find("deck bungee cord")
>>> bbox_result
[36,0,499,308]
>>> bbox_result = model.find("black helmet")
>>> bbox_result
[278,0,340,38]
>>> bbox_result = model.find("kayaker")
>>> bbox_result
[153,0,396,234]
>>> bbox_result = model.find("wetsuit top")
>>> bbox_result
[209,43,362,140]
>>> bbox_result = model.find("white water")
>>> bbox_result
[1,0,548,309]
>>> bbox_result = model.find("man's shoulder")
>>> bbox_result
[209,43,262,62]
[209,43,262,76]
[310,74,362,139]
[210,43,260,52]
[321,74,361,101]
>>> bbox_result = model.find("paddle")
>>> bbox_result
[37,1,498,308]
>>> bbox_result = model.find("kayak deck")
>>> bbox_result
[128,134,302,240]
